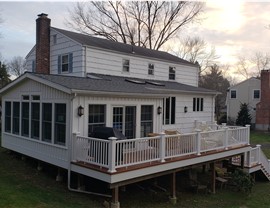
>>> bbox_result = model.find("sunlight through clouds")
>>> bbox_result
[204,1,245,33]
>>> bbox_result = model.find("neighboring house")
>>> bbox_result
[256,70,270,130]
[226,77,261,126]
[0,14,259,208]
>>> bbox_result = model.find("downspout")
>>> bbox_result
[67,93,111,198]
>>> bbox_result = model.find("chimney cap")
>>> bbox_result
[38,13,48,18]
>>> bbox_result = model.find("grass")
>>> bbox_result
[0,131,270,208]
[250,131,270,158]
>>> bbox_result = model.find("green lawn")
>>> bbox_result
[0,131,270,208]
[250,131,270,158]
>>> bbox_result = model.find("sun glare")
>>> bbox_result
[204,1,245,33]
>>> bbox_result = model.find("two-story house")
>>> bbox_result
[0,14,255,208]
[226,77,261,127]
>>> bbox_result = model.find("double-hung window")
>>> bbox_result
[88,105,106,136]
[148,63,154,75]
[58,53,73,74]
[169,66,176,80]
[122,59,130,72]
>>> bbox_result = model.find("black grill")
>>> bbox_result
[90,127,126,140]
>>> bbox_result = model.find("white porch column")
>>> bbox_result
[224,127,229,150]
[108,137,117,173]
[159,132,166,163]
[195,129,201,156]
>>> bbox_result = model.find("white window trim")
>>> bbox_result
[253,89,260,99]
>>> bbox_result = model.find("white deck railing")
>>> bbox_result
[72,125,250,173]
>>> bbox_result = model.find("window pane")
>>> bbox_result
[88,105,106,136]
[171,97,176,124]
[55,104,66,145]
[141,105,153,137]
[113,107,123,132]
[5,101,11,132]
[22,102,29,137]
[31,103,40,139]
[165,98,170,124]
[254,90,260,99]
[62,55,69,72]
[169,66,175,80]
[200,98,204,111]
[12,102,20,135]
[42,103,52,142]
[193,98,196,112]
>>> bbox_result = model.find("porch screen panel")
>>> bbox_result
[55,103,66,145]
[12,102,20,135]
[31,103,40,139]
[5,101,11,133]
[141,105,153,137]
[21,102,29,137]
[42,103,52,142]
[88,105,106,137]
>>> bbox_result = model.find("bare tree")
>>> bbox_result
[171,36,219,74]
[236,52,270,79]
[7,56,26,77]
[67,1,204,50]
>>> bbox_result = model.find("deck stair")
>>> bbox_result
[234,145,270,181]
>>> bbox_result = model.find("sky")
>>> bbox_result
[1,1,270,81]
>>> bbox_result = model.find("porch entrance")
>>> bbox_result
[113,106,136,139]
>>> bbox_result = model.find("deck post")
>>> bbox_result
[111,186,120,208]
[159,132,166,163]
[195,129,201,156]
[245,125,250,145]
[72,132,80,162]
[210,162,216,194]
[240,153,245,169]
[108,137,117,173]
[224,127,229,150]
[169,172,177,204]
[256,144,261,164]
[246,151,251,167]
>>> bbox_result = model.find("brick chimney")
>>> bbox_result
[256,70,270,130]
[36,13,50,74]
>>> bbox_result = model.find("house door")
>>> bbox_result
[113,106,136,139]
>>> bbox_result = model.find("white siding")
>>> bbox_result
[85,47,199,86]
[227,78,260,124]
[25,47,36,72]
[50,29,84,76]
[162,94,215,133]
[72,95,163,138]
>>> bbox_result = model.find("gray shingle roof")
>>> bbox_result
[52,27,196,67]
[31,72,218,95]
